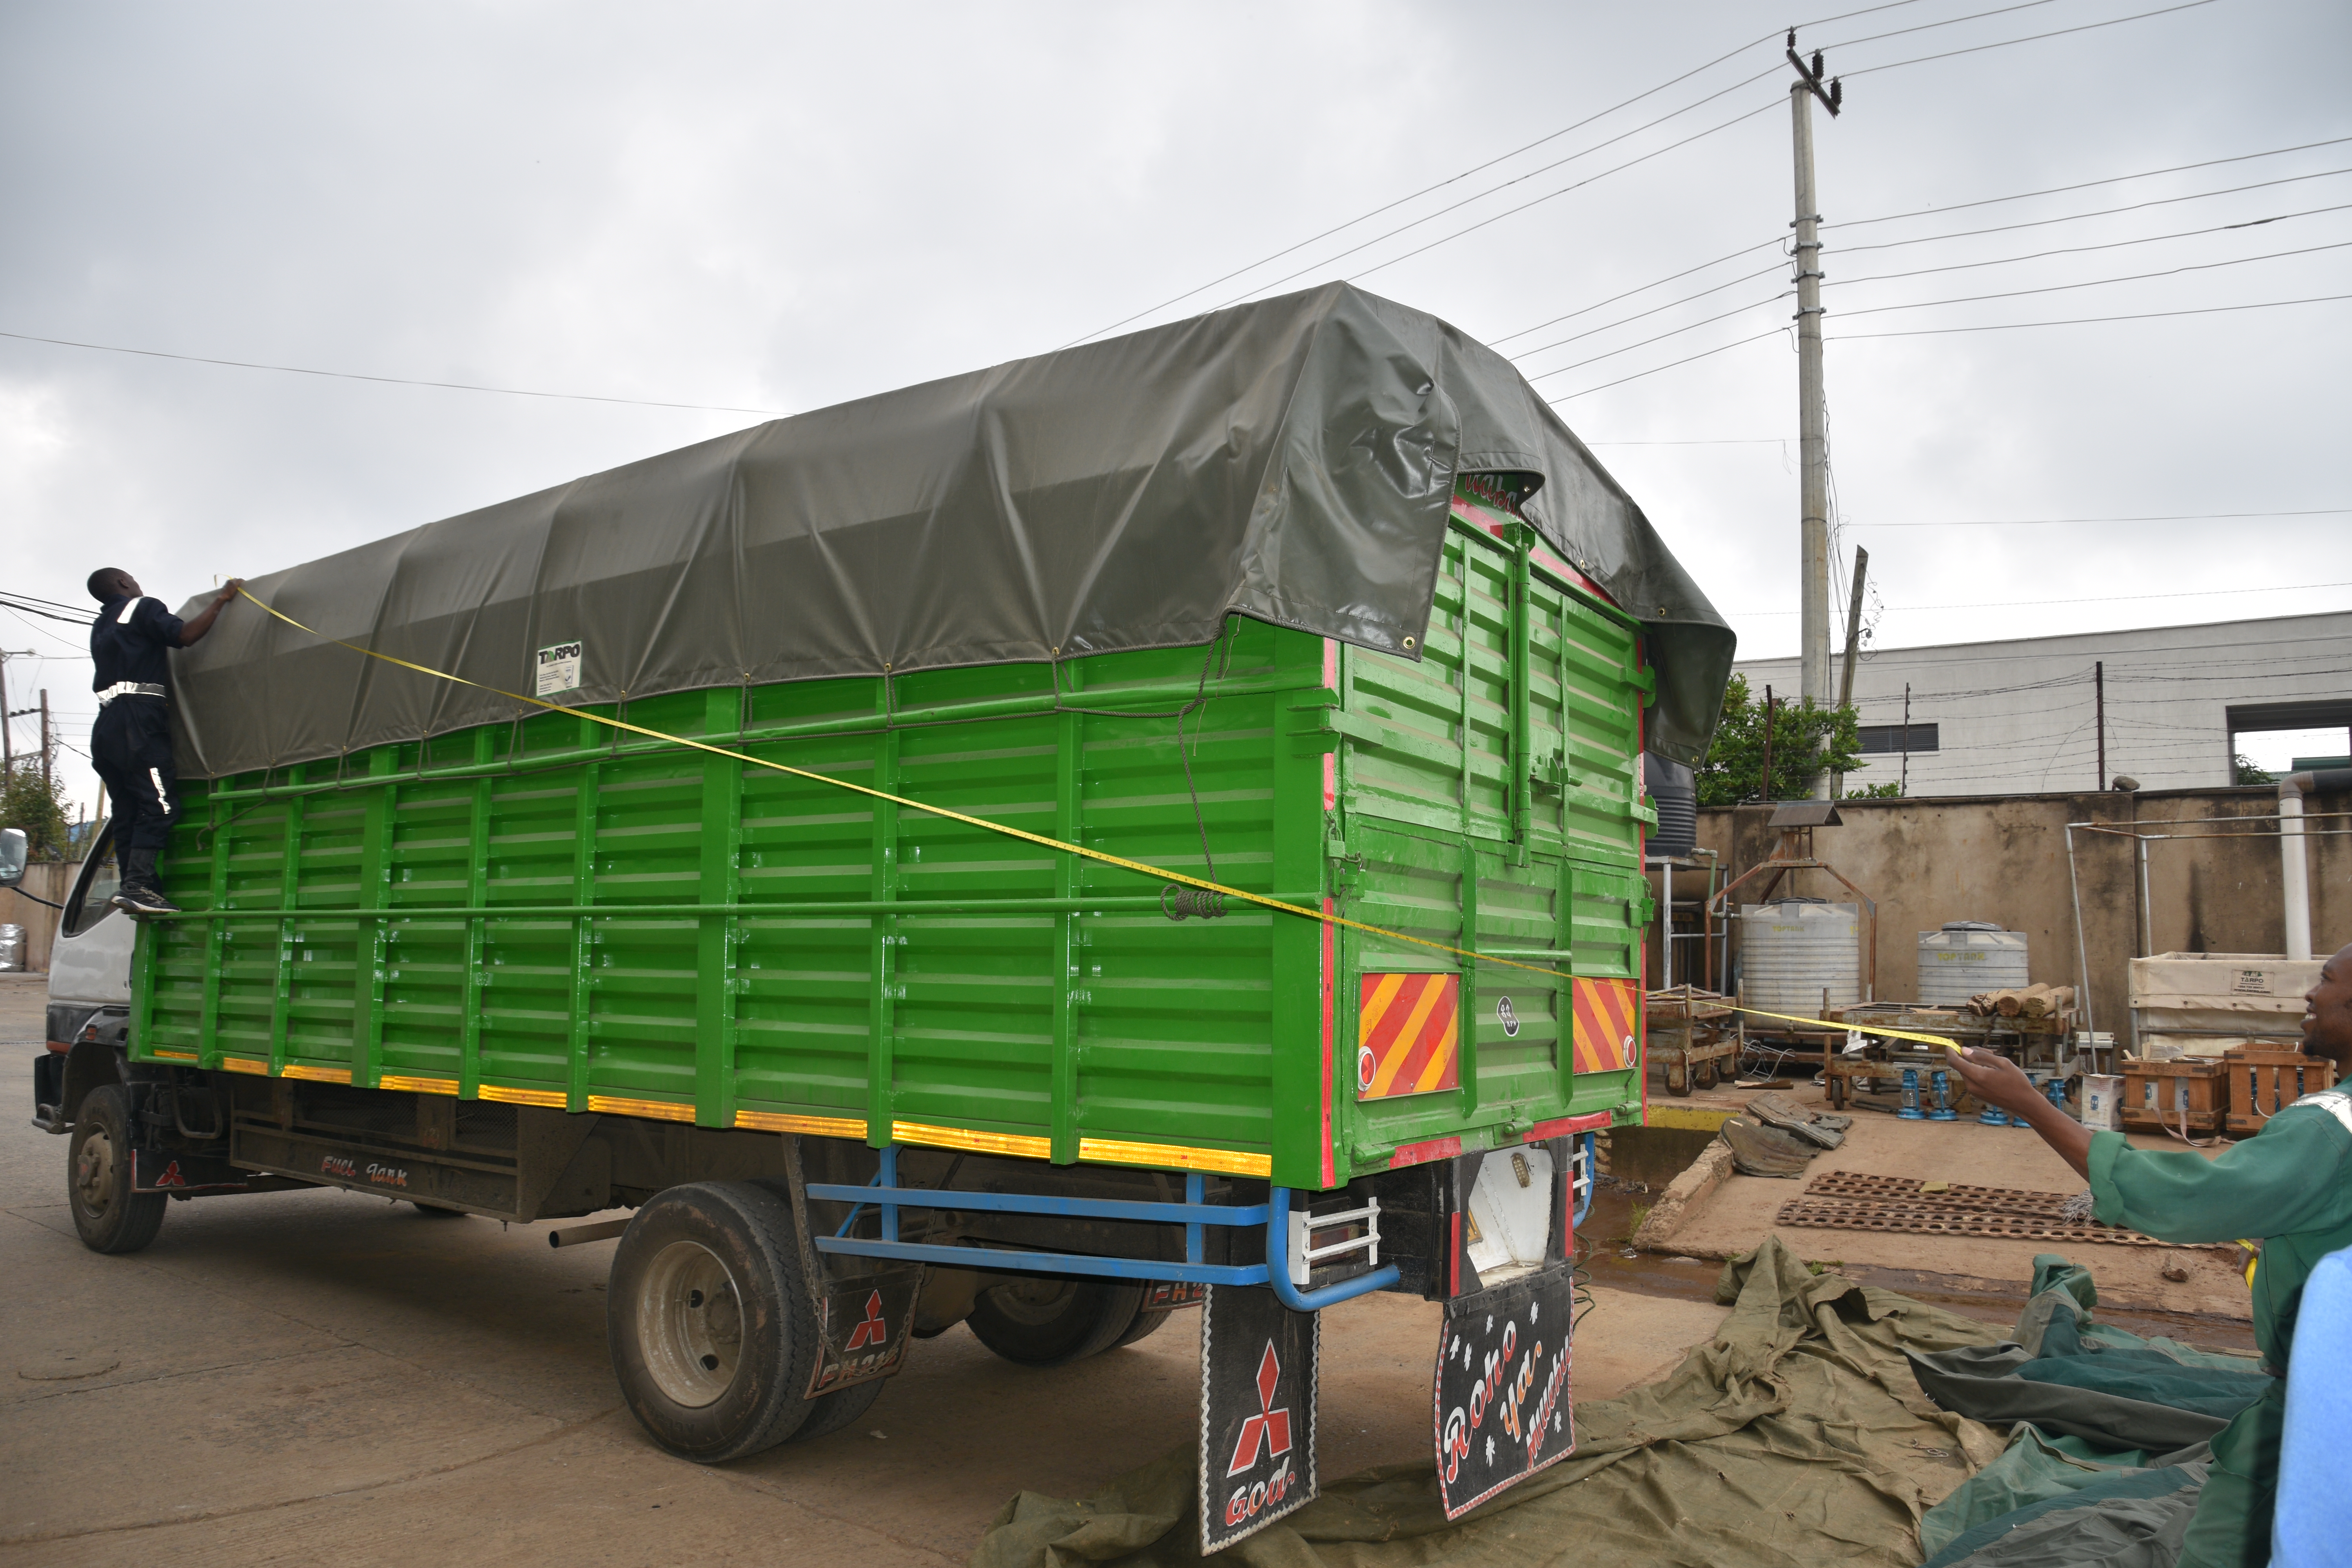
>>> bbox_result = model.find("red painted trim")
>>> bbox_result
[1321,637,1339,810]
[1390,1133,1464,1171]
[1448,1209,1462,1297]
[1637,632,1650,1130]
[1526,1111,1612,1143]
[1455,504,1617,606]
[1319,898,1337,1189]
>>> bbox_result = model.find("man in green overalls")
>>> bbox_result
[1954,942,2352,1568]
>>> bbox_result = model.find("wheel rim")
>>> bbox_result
[635,1240,744,1408]
[74,1127,116,1216]
[985,1278,1080,1327]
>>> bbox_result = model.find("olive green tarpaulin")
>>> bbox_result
[165,282,1733,780]
[967,1238,2011,1568]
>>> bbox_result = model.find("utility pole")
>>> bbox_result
[0,648,24,774]
[2094,661,2107,789]
[1760,684,1776,803]
[39,690,51,795]
[1900,682,1912,796]
[1831,546,1869,799]
[1788,34,1840,796]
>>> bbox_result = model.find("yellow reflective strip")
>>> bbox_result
[1357,972,1408,1044]
[218,1057,269,1076]
[1411,1013,1459,1094]
[379,1074,459,1096]
[586,1094,697,1123]
[1078,1137,1274,1179]
[893,1121,1052,1160]
[150,1048,199,1062]
[1370,978,1449,1097]
[280,1063,352,1084]
[735,1109,867,1138]
[480,1083,568,1109]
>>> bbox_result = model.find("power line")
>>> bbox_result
[1850,507,2351,526]
[1838,0,2220,79]
[1548,325,1789,402]
[1489,239,1787,347]
[0,329,791,417]
[1726,579,2352,616]
[1832,203,2352,288]
[1832,290,2352,341]
[1825,134,2352,232]
[1508,260,1792,361]
[1748,628,2352,667]
[1836,167,2352,254]
[1834,238,2352,320]
[1523,292,1793,383]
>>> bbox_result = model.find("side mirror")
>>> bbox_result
[0,826,25,887]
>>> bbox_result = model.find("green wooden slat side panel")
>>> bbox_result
[133,483,1655,1192]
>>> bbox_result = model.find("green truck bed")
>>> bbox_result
[137,483,1652,1192]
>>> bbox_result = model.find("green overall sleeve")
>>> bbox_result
[2088,1102,2352,1247]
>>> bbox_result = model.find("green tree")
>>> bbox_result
[0,762,74,860]
[2234,754,2274,786]
[1693,675,1867,806]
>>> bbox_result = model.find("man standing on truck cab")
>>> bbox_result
[86,568,241,915]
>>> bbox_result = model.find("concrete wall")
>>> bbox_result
[1,861,78,973]
[1734,609,2352,796]
[1672,786,2350,1033]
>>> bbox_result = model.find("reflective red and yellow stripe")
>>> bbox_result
[1571,977,1640,1074]
[1356,973,1461,1100]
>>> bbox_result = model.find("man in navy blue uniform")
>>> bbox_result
[86,568,240,914]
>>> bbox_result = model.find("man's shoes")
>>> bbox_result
[110,884,181,915]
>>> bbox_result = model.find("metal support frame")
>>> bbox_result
[1705,823,1880,1004]
[808,1167,1401,1310]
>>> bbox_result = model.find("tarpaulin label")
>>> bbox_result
[1433,1268,1575,1519]
[1200,1285,1317,1553]
[535,641,583,697]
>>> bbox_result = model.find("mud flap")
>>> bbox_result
[806,1268,923,1397]
[1432,1263,1577,1519]
[132,1146,261,1195]
[1198,1284,1318,1553]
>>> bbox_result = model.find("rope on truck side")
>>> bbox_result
[218,588,1962,1052]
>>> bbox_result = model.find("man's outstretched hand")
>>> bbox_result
[1945,1044,2095,1180]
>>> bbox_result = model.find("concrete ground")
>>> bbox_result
[0,974,1728,1565]
[1654,1076,2257,1320]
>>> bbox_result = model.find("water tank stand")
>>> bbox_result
[1706,802,1879,1005]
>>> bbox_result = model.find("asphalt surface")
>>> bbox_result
[0,973,1727,1565]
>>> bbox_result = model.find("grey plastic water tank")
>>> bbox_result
[1739,898,1861,1013]
[1916,921,2028,1005]
[1644,753,1697,859]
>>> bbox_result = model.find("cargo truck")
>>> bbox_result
[17,283,1731,1547]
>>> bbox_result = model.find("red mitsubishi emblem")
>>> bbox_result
[1225,1341,1293,1475]
[845,1290,889,1350]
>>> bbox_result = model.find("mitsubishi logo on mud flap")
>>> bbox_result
[845,1290,889,1350]
[152,1160,187,1187]
[1226,1343,1293,1475]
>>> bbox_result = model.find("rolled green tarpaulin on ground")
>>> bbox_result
[165,282,1733,780]
[969,1237,2009,1568]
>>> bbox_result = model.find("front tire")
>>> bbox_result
[966,1277,1144,1367]
[68,1085,167,1255]
[607,1182,817,1461]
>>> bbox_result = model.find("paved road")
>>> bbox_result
[0,974,1726,1564]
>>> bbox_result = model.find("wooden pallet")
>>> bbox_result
[1775,1170,2165,1248]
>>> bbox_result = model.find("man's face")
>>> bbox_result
[116,573,141,599]
[2303,948,2352,1069]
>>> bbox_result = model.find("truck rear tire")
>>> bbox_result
[607,1181,818,1462]
[787,1374,886,1443]
[966,1277,1144,1367]
[1113,1308,1171,1348]
[68,1085,168,1255]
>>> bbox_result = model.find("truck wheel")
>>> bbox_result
[966,1277,1144,1367]
[1113,1308,1171,1348]
[68,1085,168,1255]
[607,1181,817,1461]
[787,1375,886,1444]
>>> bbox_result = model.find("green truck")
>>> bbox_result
[25,284,1730,1543]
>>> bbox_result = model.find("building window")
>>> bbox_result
[1857,722,1938,755]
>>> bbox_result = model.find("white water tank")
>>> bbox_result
[1917,922,2029,1006]
[1739,899,1861,1014]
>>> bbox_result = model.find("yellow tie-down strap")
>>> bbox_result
[225,587,1963,1060]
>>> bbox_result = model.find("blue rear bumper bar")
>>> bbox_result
[808,1158,1399,1310]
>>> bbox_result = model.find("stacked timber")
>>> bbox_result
[1965,983,2076,1018]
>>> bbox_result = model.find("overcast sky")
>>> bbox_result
[4,0,2346,812]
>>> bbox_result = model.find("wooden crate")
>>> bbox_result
[2119,1057,2228,1134]
[2225,1050,2337,1136]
